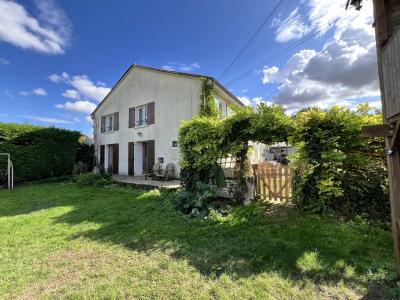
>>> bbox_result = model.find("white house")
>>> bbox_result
[264,143,295,162]
[91,64,244,177]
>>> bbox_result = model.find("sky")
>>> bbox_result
[0,0,381,136]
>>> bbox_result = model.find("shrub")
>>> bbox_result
[74,171,113,187]
[76,139,95,171]
[174,182,217,218]
[73,161,88,176]
[0,123,81,183]
[98,164,112,181]
[290,105,390,223]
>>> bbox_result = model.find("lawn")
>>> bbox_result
[0,182,397,299]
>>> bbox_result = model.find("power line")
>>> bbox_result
[225,31,316,86]
[224,18,344,86]
[218,0,285,80]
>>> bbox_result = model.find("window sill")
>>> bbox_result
[134,124,148,129]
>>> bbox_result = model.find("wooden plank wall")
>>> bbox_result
[383,27,400,121]
[253,163,293,202]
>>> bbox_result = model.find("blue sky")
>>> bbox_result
[0,0,380,136]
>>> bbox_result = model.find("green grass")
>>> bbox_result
[0,183,397,299]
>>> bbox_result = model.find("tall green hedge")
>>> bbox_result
[290,105,390,223]
[0,123,81,183]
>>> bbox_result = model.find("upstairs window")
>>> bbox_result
[106,114,113,132]
[101,112,119,133]
[135,105,148,127]
[128,102,154,128]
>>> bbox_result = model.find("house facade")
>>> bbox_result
[91,65,244,177]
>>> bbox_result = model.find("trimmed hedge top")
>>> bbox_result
[0,123,81,183]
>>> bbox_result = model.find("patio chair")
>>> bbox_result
[145,163,162,180]
[164,163,175,180]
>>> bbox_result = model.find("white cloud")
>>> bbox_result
[161,62,200,72]
[273,0,374,43]
[86,116,93,124]
[238,96,251,106]
[33,88,47,96]
[0,57,9,65]
[262,66,280,84]
[19,87,47,96]
[55,100,97,114]
[62,89,81,100]
[48,74,63,83]
[0,0,72,54]
[50,73,110,102]
[238,96,271,107]
[70,75,110,102]
[262,0,379,112]
[22,115,72,124]
[273,8,310,43]
[52,73,108,115]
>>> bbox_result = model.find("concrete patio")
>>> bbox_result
[113,175,181,190]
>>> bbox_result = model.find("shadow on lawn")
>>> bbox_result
[55,186,394,287]
[0,183,395,293]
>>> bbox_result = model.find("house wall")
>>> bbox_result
[249,142,267,164]
[93,67,205,176]
[93,66,243,177]
[214,86,235,118]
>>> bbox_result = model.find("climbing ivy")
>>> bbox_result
[179,103,292,202]
[180,98,389,222]
[199,79,220,118]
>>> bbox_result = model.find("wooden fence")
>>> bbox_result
[253,162,293,202]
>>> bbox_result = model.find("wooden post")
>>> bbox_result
[7,156,10,190]
[388,150,400,270]
[372,0,400,271]
[11,162,13,189]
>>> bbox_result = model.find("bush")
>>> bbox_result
[0,123,81,183]
[76,137,95,171]
[74,171,113,187]
[174,182,217,218]
[290,105,390,223]
[73,161,88,176]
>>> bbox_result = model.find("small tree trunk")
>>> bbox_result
[234,142,249,204]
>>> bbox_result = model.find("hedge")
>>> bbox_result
[290,105,390,223]
[0,123,81,183]
[76,137,95,171]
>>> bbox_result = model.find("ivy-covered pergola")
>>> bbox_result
[178,79,292,202]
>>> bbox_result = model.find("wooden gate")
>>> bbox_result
[253,162,293,202]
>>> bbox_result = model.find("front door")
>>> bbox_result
[128,142,134,176]
[100,145,105,167]
[108,144,119,174]
[142,140,155,174]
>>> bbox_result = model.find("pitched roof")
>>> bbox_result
[91,64,243,116]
